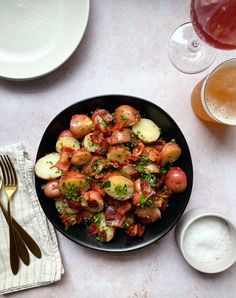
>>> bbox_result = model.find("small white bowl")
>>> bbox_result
[175,208,236,273]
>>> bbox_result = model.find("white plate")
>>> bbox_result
[0,0,90,80]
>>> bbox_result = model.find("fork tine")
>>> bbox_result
[0,155,9,185]
[5,155,17,186]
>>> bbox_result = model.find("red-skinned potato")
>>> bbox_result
[92,109,113,135]
[103,172,135,200]
[120,165,138,177]
[160,142,182,166]
[107,146,131,164]
[114,105,141,130]
[107,128,131,145]
[58,129,73,139]
[70,114,94,138]
[136,206,161,224]
[58,171,90,196]
[164,167,187,193]
[71,148,92,166]
[44,180,62,199]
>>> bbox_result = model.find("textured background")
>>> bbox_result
[0,0,236,297]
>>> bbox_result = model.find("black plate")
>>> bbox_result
[35,95,193,252]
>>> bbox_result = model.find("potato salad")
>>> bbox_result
[35,105,187,243]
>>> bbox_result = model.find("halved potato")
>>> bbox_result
[35,153,62,180]
[96,212,115,242]
[59,172,90,196]
[104,173,134,200]
[56,136,80,153]
[132,118,160,143]
[55,199,79,214]
[160,143,182,166]
[71,148,92,166]
[107,147,131,164]
[83,133,99,153]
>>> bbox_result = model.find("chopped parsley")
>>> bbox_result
[136,155,151,173]
[97,117,107,128]
[101,180,111,188]
[139,194,153,208]
[140,173,158,187]
[114,184,128,197]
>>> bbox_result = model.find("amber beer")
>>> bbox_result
[191,59,236,125]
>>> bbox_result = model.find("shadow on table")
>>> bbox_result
[196,117,234,143]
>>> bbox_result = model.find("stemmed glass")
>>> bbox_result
[168,0,236,74]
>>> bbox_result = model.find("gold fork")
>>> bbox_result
[0,155,42,274]
[0,155,20,274]
[0,175,30,270]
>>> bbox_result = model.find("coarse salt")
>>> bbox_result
[183,217,231,264]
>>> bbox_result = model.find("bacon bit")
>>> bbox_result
[126,224,145,237]
[60,213,77,229]
[106,218,125,228]
[90,131,104,144]
[65,199,82,210]
[143,147,161,163]
[76,210,94,224]
[130,142,145,161]
[105,201,131,228]
[153,139,166,152]
[137,224,145,237]
[54,151,71,172]
[117,201,132,215]
[140,181,156,198]
[88,222,99,235]
[90,182,106,197]
[155,175,164,188]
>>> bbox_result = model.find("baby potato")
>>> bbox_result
[104,173,134,200]
[160,142,182,166]
[44,180,62,199]
[114,105,141,129]
[59,171,90,196]
[95,212,115,242]
[107,146,131,164]
[71,148,92,166]
[70,114,94,138]
[83,133,99,153]
[136,206,161,224]
[55,199,79,214]
[58,129,73,139]
[56,136,80,153]
[35,152,62,180]
[82,190,104,213]
[164,167,187,193]
[108,129,131,145]
[132,118,160,143]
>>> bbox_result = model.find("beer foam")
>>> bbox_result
[206,97,236,125]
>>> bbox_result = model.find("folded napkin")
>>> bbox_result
[0,143,64,295]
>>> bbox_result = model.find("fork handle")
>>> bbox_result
[7,201,20,275]
[0,203,30,266]
[0,202,42,259]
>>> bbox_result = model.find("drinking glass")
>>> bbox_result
[191,58,236,125]
[168,0,236,74]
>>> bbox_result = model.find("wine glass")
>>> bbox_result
[168,0,236,74]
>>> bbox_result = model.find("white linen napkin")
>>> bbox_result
[0,143,64,295]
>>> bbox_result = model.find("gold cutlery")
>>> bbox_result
[0,155,41,275]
